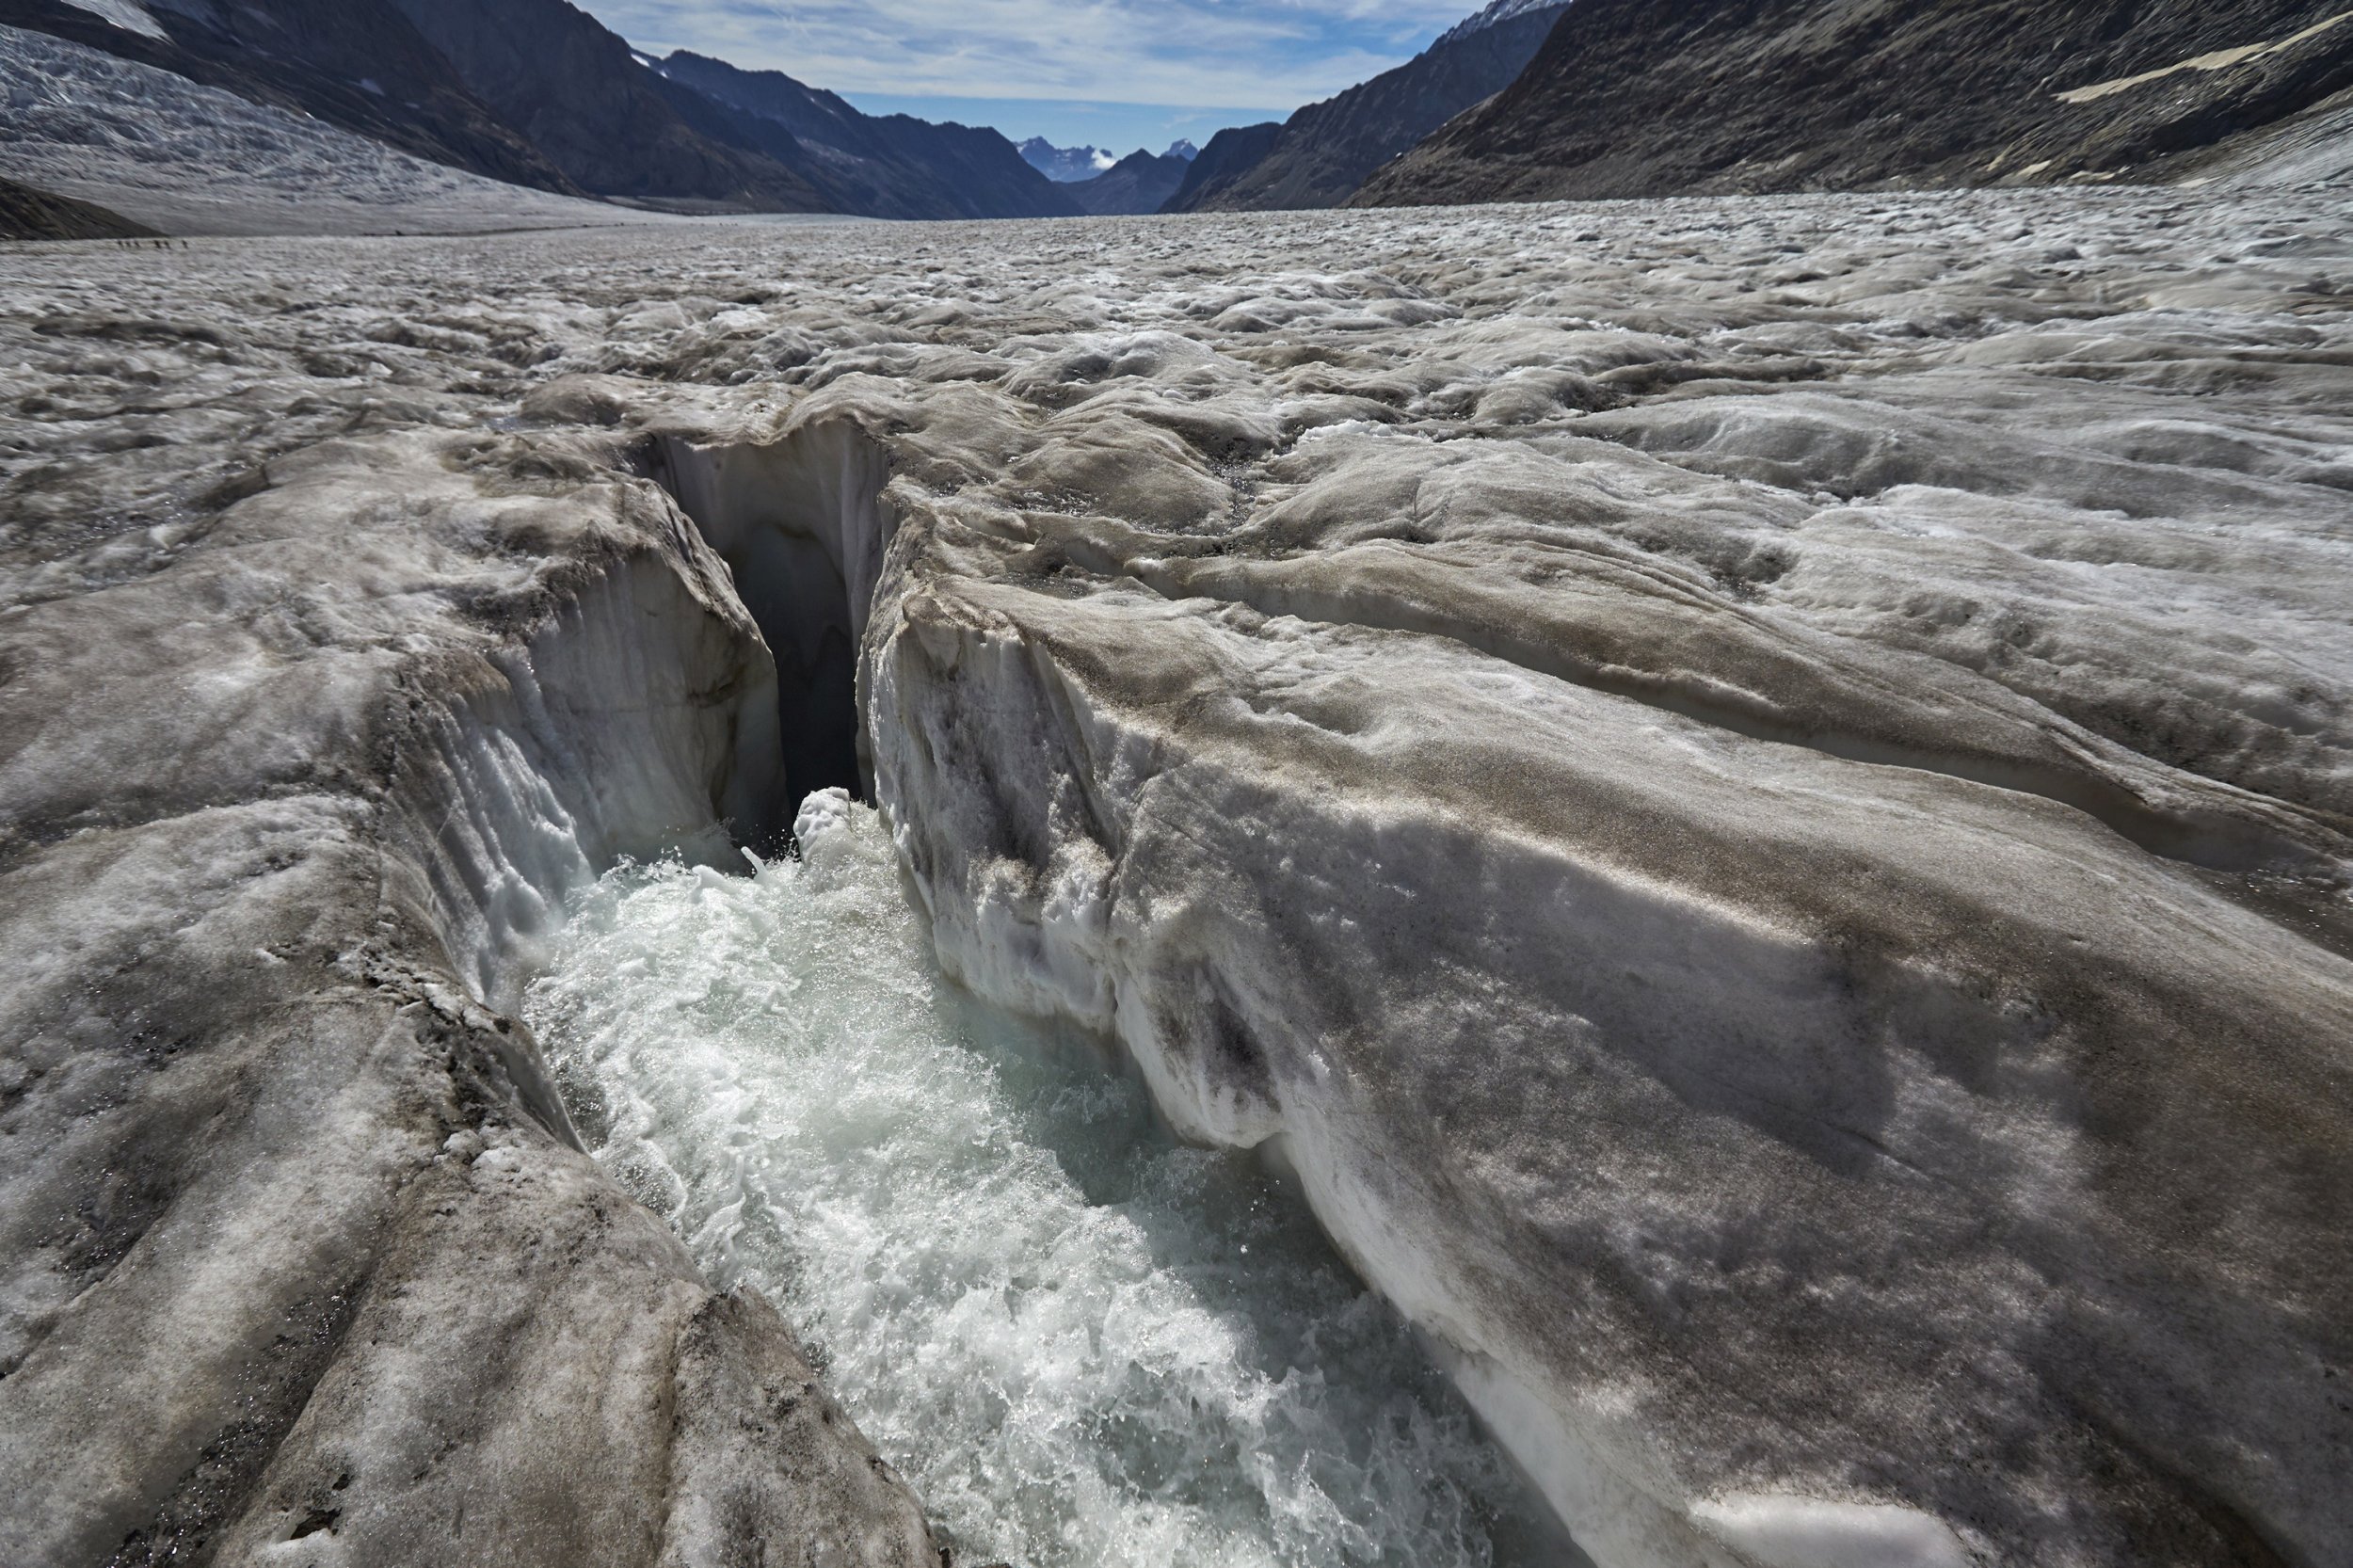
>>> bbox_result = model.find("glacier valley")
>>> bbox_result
[2,177,2348,1568]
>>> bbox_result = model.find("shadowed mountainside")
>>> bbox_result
[655,51,1080,221]
[383,0,826,212]
[0,172,157,239]
[1157,122,1285,213]
[1066,148,1194,216]
[1166,0,1567,213]
[1355,0,2353,206]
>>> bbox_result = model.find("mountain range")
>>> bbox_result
[1064,148,1198,215]
[1019,138,1117,182]
[650,51,1080,220]
[6,0,2345,235]
[1021,137,1197,184]
[4,0,1079,220]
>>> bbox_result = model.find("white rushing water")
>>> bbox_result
[523,791,1570,1568]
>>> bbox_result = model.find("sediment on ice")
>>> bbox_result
[0,425,930,1567]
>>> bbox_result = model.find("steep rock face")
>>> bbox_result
[0,0,579,195]
[658,51,1082,221]
[1156,120,1283,212]
[386,0,824,210]
[1168,1,1566,213]
[1356,0,2353,205]
[1065,149,1193,215]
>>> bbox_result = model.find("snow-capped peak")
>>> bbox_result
[1433,0,1568,50]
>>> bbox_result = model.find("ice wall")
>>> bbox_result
[651,420,895,819]
[856,541,2353,1568]
[392,552,781,1016]
[0,424,929,1568]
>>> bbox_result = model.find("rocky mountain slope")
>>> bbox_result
[383,0,826,213]
[1064,147,1193,215]
[1155,120,1285,211]
[656,51,1080,221]
[1357,0,2353,205]
[0,24,636,235]
[1165,0,1567,212]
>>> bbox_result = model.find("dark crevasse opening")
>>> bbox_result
[724,523,862,811]
[646,421,895,842]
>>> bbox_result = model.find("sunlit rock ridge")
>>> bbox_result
[3,173,2350,1566]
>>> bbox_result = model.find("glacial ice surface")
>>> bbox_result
[6,171,2350,1568]
[525,792,1567,1568]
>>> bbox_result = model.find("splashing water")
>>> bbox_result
[523,792,1565,1568]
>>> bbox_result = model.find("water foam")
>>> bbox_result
[523,792,1564,1568]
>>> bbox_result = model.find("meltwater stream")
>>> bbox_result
[523,792,1567,1568]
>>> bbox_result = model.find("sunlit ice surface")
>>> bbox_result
[524,792,1569,1568]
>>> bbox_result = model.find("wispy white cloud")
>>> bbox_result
[584,0,1481,110]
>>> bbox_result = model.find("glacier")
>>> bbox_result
[1,172,2348,1568]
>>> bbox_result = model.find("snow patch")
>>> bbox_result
[57,0,165,39]
[1689,1496,1971,1568]
[2056,10,2353,104]
[1435,0,1568,50]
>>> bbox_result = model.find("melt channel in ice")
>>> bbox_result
[523,790,1568,1568]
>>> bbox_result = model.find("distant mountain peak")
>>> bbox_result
[1018,136,1123,181]
[1165,138,1198,161]
[1064,144,1194,215]
[1434,0,1568,50]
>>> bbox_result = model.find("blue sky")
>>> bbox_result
[584,0,1489,150]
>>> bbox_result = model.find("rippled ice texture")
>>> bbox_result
[524,792,1560,1568]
